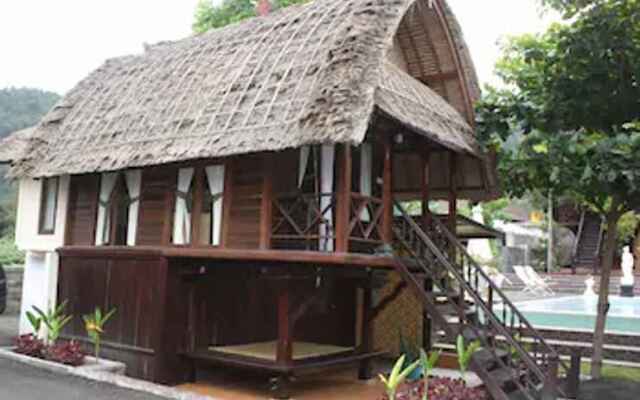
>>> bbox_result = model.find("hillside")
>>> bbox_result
[0,87,60,240]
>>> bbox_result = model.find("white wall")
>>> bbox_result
[15,176,70,252]
[14,176,69,335]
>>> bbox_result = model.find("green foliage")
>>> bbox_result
[193,0,311,33]
[26,311,42,337]
[0,237,24,266]
[419,349,441,400]
[456,335,481,379]
[83,306,117,360]
[33,300,73,345]
[617,212,640,248]
[379,354,420,400]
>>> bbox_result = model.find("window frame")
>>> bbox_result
[38,177,59,235]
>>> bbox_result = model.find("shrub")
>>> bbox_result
[386,377,488,400]
[43,340,85,366]
[0,236,24,266]
[14,334,45,358]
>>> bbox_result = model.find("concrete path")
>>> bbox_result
[579,379,640,400]
[0,358,167,400]
[0,312,18,346]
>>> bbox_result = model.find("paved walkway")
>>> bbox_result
[0,358,167,400]
[0,312,18,346]
[579,379,640,400]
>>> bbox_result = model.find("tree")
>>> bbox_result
[477,0,640,378]
[193,0,311,33]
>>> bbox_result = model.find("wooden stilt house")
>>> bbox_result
[3,1,568,399]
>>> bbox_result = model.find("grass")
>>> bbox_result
[0,236,23,266]
[581,362,640,382]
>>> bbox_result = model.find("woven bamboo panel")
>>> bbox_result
[373,272,423,356]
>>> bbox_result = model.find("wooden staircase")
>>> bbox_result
[392,201,568,400]
[573,211,604,271]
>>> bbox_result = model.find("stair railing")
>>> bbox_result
[392,201,568,397]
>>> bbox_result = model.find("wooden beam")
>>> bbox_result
[190,167,204,247]
[335,144,352,253]
[221,159,233,248]
[259,153,274,250]
[276,284,292,365]
[448,153,457,235]
[421,148,431,229]
[358,275,375,380]
[419,70,458,85]
[382,137,393,244]
[161,168,177,245]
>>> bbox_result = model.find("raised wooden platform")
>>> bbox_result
[59,246,397,269]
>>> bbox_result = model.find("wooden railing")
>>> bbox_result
[392,201,569,400]
[271,192,385,253]
[271,192,336,251]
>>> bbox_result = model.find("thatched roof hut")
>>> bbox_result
[9,0,496,199]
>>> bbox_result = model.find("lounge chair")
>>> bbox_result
[513,265,552,295]
[524,266,555,295]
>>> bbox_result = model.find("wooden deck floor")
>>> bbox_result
[177,367,382,399]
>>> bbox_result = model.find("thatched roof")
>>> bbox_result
[11,0,486,181]
[0,128,35,164]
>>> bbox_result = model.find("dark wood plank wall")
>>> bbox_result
[225,155,264,249]
[65,175,99,245]
[58,251,172,381]
[138,167,177,246]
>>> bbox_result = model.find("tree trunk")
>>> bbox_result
[633,226,640,271]
[591,208,622,379]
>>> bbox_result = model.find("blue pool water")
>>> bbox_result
[510,296,640,334]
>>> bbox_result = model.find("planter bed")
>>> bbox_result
[0,347,125,376]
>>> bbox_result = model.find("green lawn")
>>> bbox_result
[581,363,640,382]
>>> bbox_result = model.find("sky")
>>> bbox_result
[0,0,557,95]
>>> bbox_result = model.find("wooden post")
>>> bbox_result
[448,153,458,236]
[335,144,352,253]
[190,168,204,246]
[421,148,433,350]
[567,349,582,399]
[358,274,374,380]
[276,283,292,365]
[382,138,393,245]
[260,153,274,250]
[423,278,433,351]
[542,355,559,400]
[162,167,177,246]
[221,160,233,248]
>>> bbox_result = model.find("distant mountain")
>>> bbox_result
[0,87,59,139]
[0,87,60,235]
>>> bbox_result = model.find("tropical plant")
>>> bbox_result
[25,310,42,338]
[33,300,73,345]
[379,354,420,400]
[456,335,481,380]
[193,0,311,33]
[477,0,640,378]
[419,349,441,400]
[83,306,117,361]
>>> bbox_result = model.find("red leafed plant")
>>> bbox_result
[385,377,488,400]
[14,334,45,358]
[43,340,86,366]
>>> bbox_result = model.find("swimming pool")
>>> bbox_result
[507,295,640,334]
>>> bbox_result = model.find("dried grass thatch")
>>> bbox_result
[0,128,35,164]
[11,0,485,180]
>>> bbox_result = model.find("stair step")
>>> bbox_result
[473,348,509,369]
[489,366,521,386]
[434,303,475,317]
[461,326,495,342]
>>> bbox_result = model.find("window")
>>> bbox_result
[38,177,59,234]
[95,171,142,246]
[173,165,225,246]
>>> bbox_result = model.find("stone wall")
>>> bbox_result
[3,265,23,314]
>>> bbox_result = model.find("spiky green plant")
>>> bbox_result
[419,349,441,400]
[83,306,117,361]
[33,300,73,345]
[456,335,481,381]
[25,310,42,337]
[379,355,420,400]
